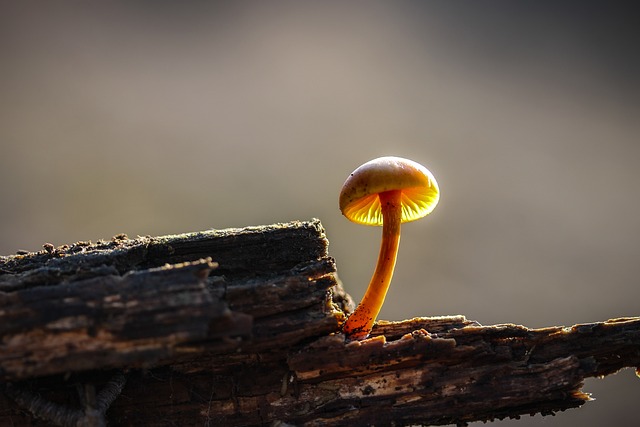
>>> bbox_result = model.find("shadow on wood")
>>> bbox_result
[0,219,638,426]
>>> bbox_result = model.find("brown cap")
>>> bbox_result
[339,156,439,225]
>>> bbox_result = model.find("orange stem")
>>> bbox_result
[343,190,402,339]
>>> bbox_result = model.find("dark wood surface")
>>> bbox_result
[1,219,638,426]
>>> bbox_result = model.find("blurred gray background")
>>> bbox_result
[1,2,638,425]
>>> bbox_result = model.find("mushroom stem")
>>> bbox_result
[343,190,402,339]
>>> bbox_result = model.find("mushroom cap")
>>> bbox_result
[339,156,439,225]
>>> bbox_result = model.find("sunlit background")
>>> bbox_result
[1,2,638,426]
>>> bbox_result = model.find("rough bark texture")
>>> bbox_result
[0,219,638,426]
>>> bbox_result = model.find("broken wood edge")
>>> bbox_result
[0,256,348,381]
[283,316,640,426]
[0,219,346,382]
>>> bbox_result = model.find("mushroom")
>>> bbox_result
[339,156,440,339]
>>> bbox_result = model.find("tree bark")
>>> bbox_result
[0,219,638,426]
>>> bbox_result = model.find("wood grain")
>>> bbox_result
[1,220,638,426]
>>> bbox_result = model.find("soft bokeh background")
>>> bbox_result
[1,2,638,425]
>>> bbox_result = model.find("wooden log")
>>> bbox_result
[0,219,638,426]
[0,220,349,381]
[286,316,640,426]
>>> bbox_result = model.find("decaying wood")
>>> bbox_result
[0,220,348,382]
[0,219,638,426]
[287,316,640,426]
